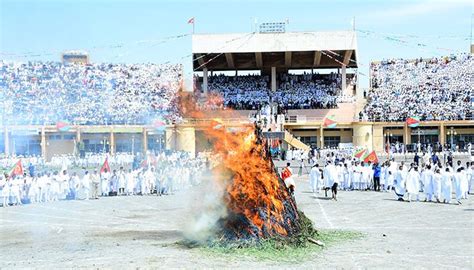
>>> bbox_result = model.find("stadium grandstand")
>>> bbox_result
[0,28,473,161]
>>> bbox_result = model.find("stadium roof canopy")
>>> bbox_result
[192,31,358,71]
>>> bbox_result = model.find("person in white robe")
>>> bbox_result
[82,171,91,200]
[28,177,39,204]
[380,163,387,191]
[453,168,467,204]
[406,166,421,202]
[309,164,322,194]
[361,163,372,191]
[323,161,338,199]
[432,168,442,202]
[69,172,80,200]
[466,162,473,195]
[59,170,69,199]
[394,166,406,201]
[101,169,110,196]
[352,162,362,190]
[118,167,126,195]
[43,174,51,203]
[421,165,434,202]
[90,170,100,199]
[126,169,135,195]
[1,176,9,207]
[49,173,60,202]
[11,176,22,205]
[441,168,453,204]
[343,163,351,191]
[336,163,344,190]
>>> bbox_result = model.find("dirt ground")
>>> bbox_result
[0,176,473,269]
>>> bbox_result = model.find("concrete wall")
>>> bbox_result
[195,130,213,153]
[46,140,75,161]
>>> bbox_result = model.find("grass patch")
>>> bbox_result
[196,229,363,262]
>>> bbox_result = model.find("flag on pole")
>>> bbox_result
[100,157,111,173]
[212,118,224,130]
[56,120,71,132]
[323,115,337,128]
[188,17,195,34]
[10,160,23,177]
[153,118,166,132]
[354,148,366,159]
[363,151,379,164]
[406,116,420,128]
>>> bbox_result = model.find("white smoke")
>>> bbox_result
[183,169,229,243]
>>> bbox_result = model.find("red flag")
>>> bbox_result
[281,167,292,180]
[323,115,337,128]
[10,160,23,177]
[187,17,195,24]
[271,138,280,148]
[354,148,366,159]
[363,151,379,164]
[100,157,111,173]
[406,117,420,128]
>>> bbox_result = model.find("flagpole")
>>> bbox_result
[193,20,195,34]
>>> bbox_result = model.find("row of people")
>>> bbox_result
[0,153,208,207]
[306,159,472,203]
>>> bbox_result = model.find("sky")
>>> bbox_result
[1,0,473,88]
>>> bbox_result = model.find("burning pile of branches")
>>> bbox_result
[179,93,316,246]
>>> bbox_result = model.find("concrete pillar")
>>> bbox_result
[271,66,277,91]
[404,124,411,145]
[353,124,373,151]
[165,127,175,151]
[41,127,46,158]
[76,127,81,142]
[341,65,347,95]
[372,125,384,153]
[4,126,9,156]
[439,123,445,146]
[143,128,148,153]
[319,125,324,149]
[110,128,115,155]
[203,68,208,96]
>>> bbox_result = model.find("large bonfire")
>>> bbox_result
[180,93,314,244]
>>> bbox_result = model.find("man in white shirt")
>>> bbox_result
[309,164,322,195]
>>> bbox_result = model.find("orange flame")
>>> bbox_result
[178,91,297,238]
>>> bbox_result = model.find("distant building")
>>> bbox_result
[62,50,89,65]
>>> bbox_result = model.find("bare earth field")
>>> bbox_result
[1,176,473,269]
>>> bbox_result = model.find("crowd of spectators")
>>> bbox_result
[361,54,473,121]
[206,72,344,110]
[0,61,182,125]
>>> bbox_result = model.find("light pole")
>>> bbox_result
[384,132,393,154]
[447,127,457,151]
[101,136,109,153]
[131,135,135,155]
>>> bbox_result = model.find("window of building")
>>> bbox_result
[299,136,317,148]
[63,134,76,140]
[48,135,62,140]
[324,136,340,148]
